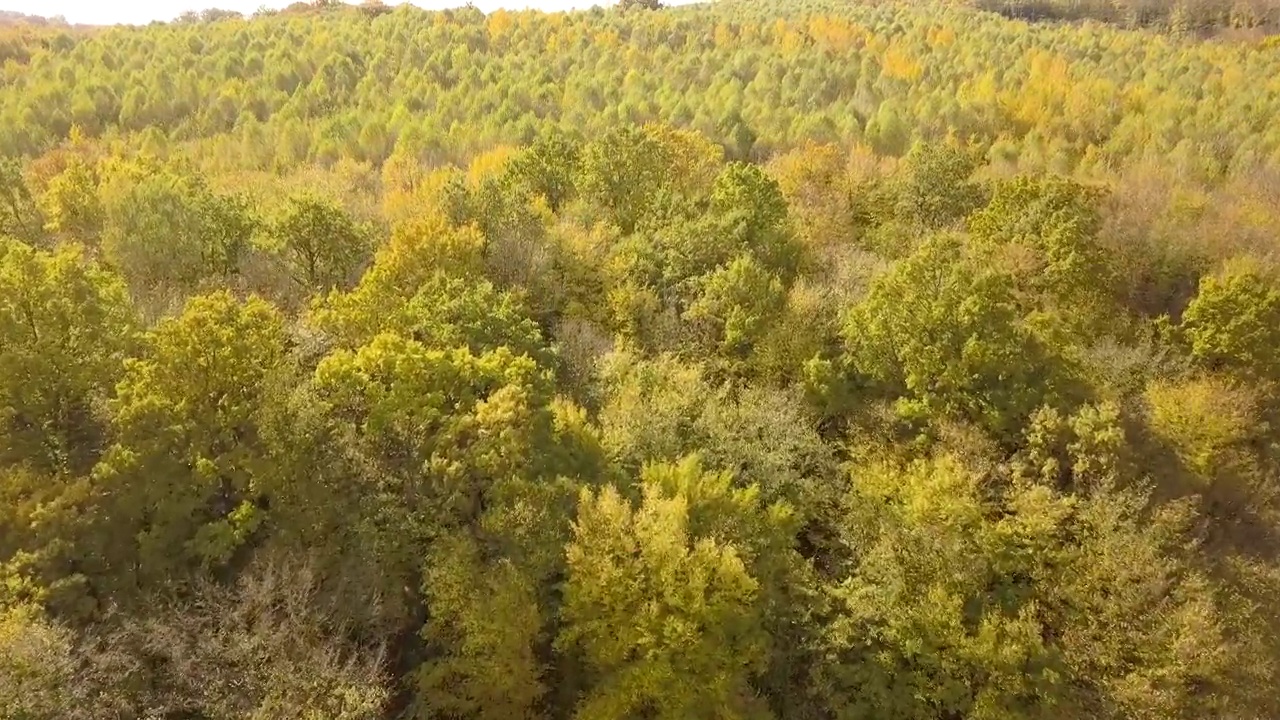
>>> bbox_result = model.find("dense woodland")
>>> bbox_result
[972,0,1280,28]
[4,0,1280,718]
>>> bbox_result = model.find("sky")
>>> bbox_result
[0,0,644,26]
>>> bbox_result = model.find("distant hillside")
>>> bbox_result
[1,0,1279,179]
[970,0,1280,31]
[0,10,56,25]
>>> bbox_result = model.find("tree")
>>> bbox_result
[558,457,791,720]
[0,158,41,242]
[709,161,800,278]
[767,142,859,252]
[99,162,209,302]
[842,234,1074,441]
[717,106,759,162]
[816,454,1242,720]
[1143,375,1280,551]
[38,157,102,243]
[1146,377,1260,489]
[1181,258,1280,383]
[266,330,595,629]
[73,563,390,719]
[578,126,669,235]
[0,604,77,718]
[270,323,604,701]
[314,269,548,361]
[309,334,558,521]
[504,130,581,213]
[685,254,787,363]
[0,239,135,474]
[198,191,258,277]
[0,241,136,613]
[578,124,721,235]
[597,352,837,508]
[92,291,287,590]
[414,533,548,720]
[10,10,1280,715]
[270,194,371,291]
[967,175,1116,333]
[892,141,985,232]
[307,213,548,361]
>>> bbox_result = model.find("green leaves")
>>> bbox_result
[197,190,258,277]
[100,161,210,299]
[270,194,371,291]
[0,239,134,474]
[892,141,985,233]
[579,126,670,236]
[416,533,547,720]
[967,175,1116,333]
[38,158,102,243]
[505,130,581,213]
[686,254,787,360]
[0,241,135,613]
[94,291,287,584]
[818,455,1237,720]
[588,139,802,364]
[313,335,552,487]
[597,352,835,509]
[710,161,800,279]
[559,457,785,720]
[842,234,1073,440]
[313,269,548,361]
[0,158,41,242]
[578,124,722,235]
[95,159,261,305]
[1181,258,1280,383]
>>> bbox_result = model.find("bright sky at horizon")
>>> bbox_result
[0,0,667,26]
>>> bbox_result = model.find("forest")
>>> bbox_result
[3,0,1280,717]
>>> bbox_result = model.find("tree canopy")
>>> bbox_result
[3,1,1280,718]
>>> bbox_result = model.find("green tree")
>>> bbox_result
[597,352,836,508]
[558,457,791,720]
[315,269,548,360]
[842,234,1074,440]
[967,176,1116,332]
[310,334,558,524]
[264,330,591,631]
[817,454,1241,720]
[709,161,799,277]
[578,126,669,235]
[38,158,102,243]
[308,214,548,361]
[0,239,135,474]
[504,130,581,213]
[1180,258,1280,383]
[99,162,209,301]
[685,254,787,364]
[578,124,721,234]
[892,141,985,232]
[198,191,258,277]
[0,158,41,242]
[414,532,548,720]
[270,194,371,291]
[1143,376,1280,549]
[93,291,287,588]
